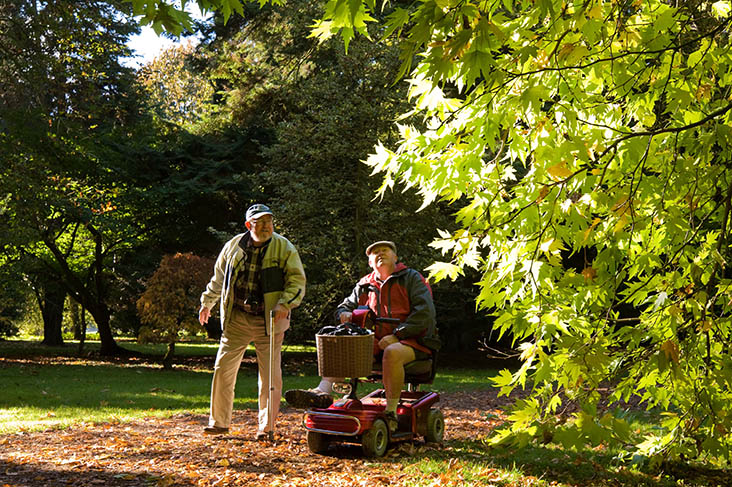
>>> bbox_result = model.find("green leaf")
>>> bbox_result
[381,8,410,39]
[492,368,514,388]
[554,425,584,450]
[341,26,355,52]
[653,6,678,32]
[547,393,562,413]
[309,19,336,42]
[712,0,731,18]
[425,261,464,281]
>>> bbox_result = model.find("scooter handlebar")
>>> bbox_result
[373,316,400,324]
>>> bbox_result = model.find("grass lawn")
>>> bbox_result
[0,339,497,434]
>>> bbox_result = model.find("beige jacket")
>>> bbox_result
[200,231,306,334]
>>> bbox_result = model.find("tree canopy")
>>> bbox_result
[137,40,215,127]
[0,0,144,353]
[333,0,732,465]
[176,0,474,342]
[133,0,732,464]
[0,1,264,351]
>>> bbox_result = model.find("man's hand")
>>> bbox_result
[378,334,399,350]
[199,306,210,326]
[273,303,289,321]
[339,311,353,324]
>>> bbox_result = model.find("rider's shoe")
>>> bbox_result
[384,411,398,433]
[285,388,333,409]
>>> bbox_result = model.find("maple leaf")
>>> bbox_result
[581,267,597,282]
[547,162,573,181]
[661,340,680,364]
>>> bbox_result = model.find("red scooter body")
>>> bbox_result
[303,385,444,457]
[304,309,445,457]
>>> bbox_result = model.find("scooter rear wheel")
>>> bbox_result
[361,419,389,457]
[424,409,445,443]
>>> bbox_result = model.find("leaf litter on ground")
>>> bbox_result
[1,389,728,487]
[0,390,507,487]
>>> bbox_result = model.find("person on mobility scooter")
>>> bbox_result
[285,240,441,444]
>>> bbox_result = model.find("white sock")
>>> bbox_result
[386,397,399,413]
[317,379,333,394]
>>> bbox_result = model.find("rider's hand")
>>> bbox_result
[339,311,353,323]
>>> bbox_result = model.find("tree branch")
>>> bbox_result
[597,101,732,162]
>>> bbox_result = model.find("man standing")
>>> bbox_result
[285,241,437,431]
[199,204,306,440]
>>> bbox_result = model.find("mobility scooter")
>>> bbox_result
[302,310,445,457]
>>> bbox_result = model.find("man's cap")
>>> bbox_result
[366,241,397,256]
[246,203,273,221]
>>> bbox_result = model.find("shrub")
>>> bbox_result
[137,253,214,368]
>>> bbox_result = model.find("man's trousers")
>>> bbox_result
[209,309,284,434]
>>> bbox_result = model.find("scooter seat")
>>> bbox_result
[404,359,432,376]
[369,353,437,386]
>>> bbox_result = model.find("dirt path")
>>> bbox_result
[1,390,508,487]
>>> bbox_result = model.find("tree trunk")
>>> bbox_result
[87,302,124,356]
[78,303,86,354]
[70,299,81,340]
[38,279,65,346]
[163,341,175,370]
[42,226,125,356]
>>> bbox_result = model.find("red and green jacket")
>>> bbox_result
[335,263,438,353]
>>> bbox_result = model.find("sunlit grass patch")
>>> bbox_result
[396,453,526,486]
[432,368,500,393]
[0,405,194,434]
[0,360,214,433]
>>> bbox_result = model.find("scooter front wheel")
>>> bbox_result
[361,419,389,457]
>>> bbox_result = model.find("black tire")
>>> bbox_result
[424,409,445,443]
[307,431,331,454]
[361,419,389,457]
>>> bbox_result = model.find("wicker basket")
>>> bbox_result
[316,333,374,378]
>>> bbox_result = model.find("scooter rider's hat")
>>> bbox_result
[365,241,397,256]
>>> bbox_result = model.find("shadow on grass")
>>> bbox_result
[0,361,212,410]
[382,438,731,487]
[0,339,321,375]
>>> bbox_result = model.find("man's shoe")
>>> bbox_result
[203,426,229,435]
[256,431,273,442]
[285,389,333,409]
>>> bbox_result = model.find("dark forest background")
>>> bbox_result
[0,0,496,355]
